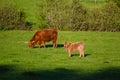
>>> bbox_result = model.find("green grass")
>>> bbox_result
[0,30,120,80]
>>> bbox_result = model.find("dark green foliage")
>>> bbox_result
[70,1,120,31]
[87,2,120,31]
[37,0,71,30]
[70,0,87,31]
[37,0,120,31]
[110,0,120,7]
[0,2,29,30]
[101,2,120,31]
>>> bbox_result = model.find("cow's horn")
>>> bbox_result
[32,41,35,43]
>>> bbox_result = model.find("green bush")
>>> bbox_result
[110,0,120,7]
[0,2,29,30]
[70,0,88,31]
[101,2,120,31]
[37,0,120,32]
[74,1,120,32]
[37,0,71,30]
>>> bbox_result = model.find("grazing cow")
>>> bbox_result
[64,42,84,57]
[29,29,58,48]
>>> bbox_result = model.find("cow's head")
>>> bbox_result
[28,40,35,48]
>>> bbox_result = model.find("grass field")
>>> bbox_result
[0,30,120,80]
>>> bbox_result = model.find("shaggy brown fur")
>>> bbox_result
[64,42,84,57]
[29,29,57,48]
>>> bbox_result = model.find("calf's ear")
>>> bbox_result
[68,43,70,45]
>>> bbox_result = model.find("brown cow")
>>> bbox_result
[29,29,58,48]
[64,42,84,57]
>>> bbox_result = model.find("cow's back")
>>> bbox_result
[39,29,57,42]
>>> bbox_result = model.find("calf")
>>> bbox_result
[29,29,58,48]
[64,42,84,57]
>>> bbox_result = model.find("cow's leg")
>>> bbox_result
[52,40,55,48]
[38,44,41,48]
[37,41,41,48]
[52,40,57,48]
[43,42,46,48]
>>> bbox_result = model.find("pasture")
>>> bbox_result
[0,30,120,80]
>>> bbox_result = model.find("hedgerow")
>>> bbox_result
[0,2,30,30]
[37,0,120,32]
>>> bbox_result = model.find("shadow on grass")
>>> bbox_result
[0,65,14,75]
[72,53,91,57]
[46,44,64,48]
[34,44,64,48]
[0,65,120,80]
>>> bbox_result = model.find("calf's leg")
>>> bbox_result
[79,49,84,57]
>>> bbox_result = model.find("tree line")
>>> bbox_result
[0,0,120,31]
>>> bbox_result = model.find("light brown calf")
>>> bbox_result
[64,42,84,57]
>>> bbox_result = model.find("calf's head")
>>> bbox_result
[64,42,71,48]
